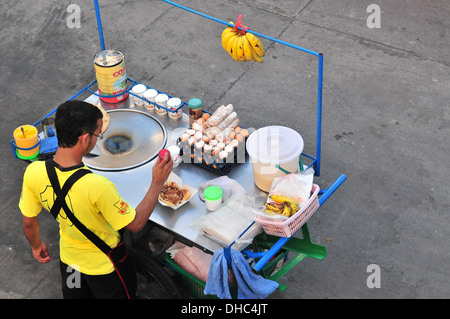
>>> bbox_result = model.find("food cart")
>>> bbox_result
[11,0,347,299]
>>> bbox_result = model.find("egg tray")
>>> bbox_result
[177,138,247,176]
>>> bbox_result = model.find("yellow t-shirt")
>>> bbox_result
[19,160,136,275]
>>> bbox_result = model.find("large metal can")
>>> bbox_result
[94,50,128,103]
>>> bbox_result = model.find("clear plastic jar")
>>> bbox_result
[143,89,158,112]
[131,84,147,106]
[155,93,169,116]
[188,98,202,125]
[167,97,183,120]
[204,186,223,211]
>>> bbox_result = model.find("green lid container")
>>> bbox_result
[188,98,202,110]
[203,186,222,201]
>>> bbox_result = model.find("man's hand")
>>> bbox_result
[126,153,173,233]
[32,241,51,263]
[152,152,173,189]
[23,216,51,263]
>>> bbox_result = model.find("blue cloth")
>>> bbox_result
[40,136,58,154]
[204,248,279,299]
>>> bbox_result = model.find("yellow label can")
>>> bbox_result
[94,50,128,103]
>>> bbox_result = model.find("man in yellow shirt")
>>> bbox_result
[19,100,172,298]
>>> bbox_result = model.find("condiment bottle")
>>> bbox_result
[188,98,202,125]
[143,89,158,112]
[155,94,169,116]
[131,84,147,106]
[203,185,223,211]
[167,97,183,120]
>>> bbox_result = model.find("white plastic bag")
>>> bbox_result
[166,241,213,283]
[253,169,314,221]
[167,241,235,283]
[191,193,262,251]
[198,176,246,202]
[269,170,313,206]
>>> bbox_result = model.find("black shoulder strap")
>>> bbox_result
[45,160,112,255]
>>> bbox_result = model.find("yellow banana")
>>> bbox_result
[289,202,299,214]
[221,21,236,50]
[222,26,232,39]
[270,195,298,205]
[264,202,283,213]
[281,204,293,217]
[222,28,237,50]
[226,34,238,58]
[230,36,240,61]
[241,35,253,61]
[236,36,246,61]
[264,209,279,216]
[250,46,263,63]
[246,32,265,57]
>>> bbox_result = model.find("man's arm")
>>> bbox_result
[125,154,173,233]
[22,216,51,263]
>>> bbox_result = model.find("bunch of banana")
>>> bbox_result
[221,21,265,63]
[264,195,299,217]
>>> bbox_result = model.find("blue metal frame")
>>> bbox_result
[158,0,325,176]
[13,0,347,283]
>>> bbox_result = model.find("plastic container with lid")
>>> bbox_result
[203,186,223,211]
[188,98,202,125]
[167,97,183,120]
[131,84,147,106]
[246,126,304,192]
[143,89,158,112]
[155,93,169,116]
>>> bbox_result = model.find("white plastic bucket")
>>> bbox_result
[246,126,303,192]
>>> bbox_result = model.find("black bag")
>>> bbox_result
[45,160,136,299]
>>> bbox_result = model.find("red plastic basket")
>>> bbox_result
[255,184,320,237]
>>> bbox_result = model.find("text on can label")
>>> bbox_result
[113,66,126,77]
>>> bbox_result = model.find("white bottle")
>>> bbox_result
[204,186,223,211]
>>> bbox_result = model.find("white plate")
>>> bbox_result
[158,172,198,210]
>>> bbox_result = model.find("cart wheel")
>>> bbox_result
[127,245,184,299]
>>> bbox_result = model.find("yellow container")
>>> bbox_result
[14,125,40,158]
[94,50,128,103]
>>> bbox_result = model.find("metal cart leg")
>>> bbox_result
[251,223,326,291]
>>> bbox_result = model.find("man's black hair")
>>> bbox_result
[55,100,103,148]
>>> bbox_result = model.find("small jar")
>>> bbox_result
[204,186,223,211]
[131,84,147,106]
[167,97,183,120]
[167,145,182,168]
[155,93,169,116]
[143,89,158,112]
[188,98,202,125]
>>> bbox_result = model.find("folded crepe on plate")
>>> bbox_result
[158,172,197,210]
[159,181,191,205]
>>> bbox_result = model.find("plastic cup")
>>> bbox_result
[14,125,40,158]
[131,84,147,106]
[143,89,158,111]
